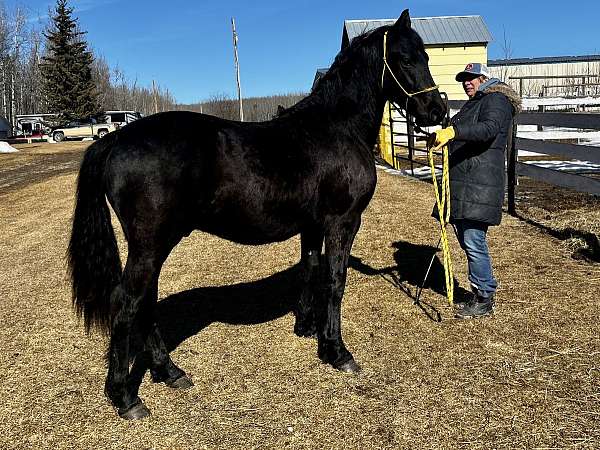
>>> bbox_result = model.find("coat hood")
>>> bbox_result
[479,78,522,114]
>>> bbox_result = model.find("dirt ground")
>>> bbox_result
[0,142,86,195]
[0,142,598,449]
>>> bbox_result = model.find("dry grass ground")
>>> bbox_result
[0,143,598,449]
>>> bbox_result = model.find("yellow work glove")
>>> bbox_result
[429,126,455,151]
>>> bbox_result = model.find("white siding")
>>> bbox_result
[489,61,600,97]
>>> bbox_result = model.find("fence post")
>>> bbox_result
[537,103,544,132]
[519,78,523,97]
[507,119,518,215]
[407,114,415,176]
[388,102,396,168]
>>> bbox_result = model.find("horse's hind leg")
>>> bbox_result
[294,228,324,338]
[104,247,157,418]
[130,272,192,389]
[106,236,193,418]
[317,215,361,373]
[104,239,187,419]
[146,321,193,389]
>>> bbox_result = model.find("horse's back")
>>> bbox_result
[101,111,319,244]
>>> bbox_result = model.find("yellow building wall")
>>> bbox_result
[426,44,488,101]
[378,43,488,167]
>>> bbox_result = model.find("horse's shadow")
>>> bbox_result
[130,240,463,377]
[156,265,302,352]
[153,240,459,348]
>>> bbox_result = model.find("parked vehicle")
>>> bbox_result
[51,118,117,142]
[103,111,143,128]
[15,114,58,137]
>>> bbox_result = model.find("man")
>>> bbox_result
[430,63,521,319]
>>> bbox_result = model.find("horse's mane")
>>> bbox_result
[278,27,387,117]
[319,29,383,87]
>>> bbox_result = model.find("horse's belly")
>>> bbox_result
[195,207,302,245]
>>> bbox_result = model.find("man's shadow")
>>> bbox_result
[350,240,469,321]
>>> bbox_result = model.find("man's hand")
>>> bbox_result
[427,126,455,151]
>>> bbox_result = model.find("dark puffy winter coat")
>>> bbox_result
[443,80,521,225]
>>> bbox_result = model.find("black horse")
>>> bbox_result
[68,10,445,419]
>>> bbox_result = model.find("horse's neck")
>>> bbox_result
[324,74,385,131]
[291,45,386,147]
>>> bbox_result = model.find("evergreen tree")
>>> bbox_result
[41,0,100,123]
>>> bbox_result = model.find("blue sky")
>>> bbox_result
[13,0,600,104]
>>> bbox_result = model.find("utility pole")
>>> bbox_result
[152,80,158,114]
[231,17,244,121]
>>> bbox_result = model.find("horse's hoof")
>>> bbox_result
[335,358,362,374]
[294,323,318,339]
[165,374,194,390]
[118,399,151,420]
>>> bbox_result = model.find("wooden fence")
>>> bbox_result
[507,111,600,213]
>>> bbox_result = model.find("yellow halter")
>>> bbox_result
[381,31,439,97]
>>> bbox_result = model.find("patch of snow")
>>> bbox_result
[518,130,600,142]
[376,163,439,180]
[0,141,18,153]
[583,137,600,146]
[522,96,600,108]
[520,159,600,172]
[518,150,544,157]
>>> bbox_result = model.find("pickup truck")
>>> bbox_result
[51,118,117,142]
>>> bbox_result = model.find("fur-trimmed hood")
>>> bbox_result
[480,78,522,114]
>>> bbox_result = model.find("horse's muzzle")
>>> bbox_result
[427,105,445,126]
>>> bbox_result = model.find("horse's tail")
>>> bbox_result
[67,139,121,335]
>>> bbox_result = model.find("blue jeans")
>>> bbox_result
[453,219,497,299]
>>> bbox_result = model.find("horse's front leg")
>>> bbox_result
[294,228,324,338]
[317,216,361,373]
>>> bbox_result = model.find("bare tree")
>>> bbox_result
[184,92,307,121]
[499,27,515,86]
[90,59,176,115]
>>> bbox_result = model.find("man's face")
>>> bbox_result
[462,75,486,98]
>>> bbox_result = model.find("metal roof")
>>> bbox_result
[489,54,600,66]
[343,16,493,47]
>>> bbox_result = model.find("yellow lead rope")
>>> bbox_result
[428,143,454,305]
[379,28,451,304]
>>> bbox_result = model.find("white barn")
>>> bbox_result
[488,54,600,98]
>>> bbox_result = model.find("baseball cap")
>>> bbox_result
[455,63,490,82]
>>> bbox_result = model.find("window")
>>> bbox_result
[109,113,126,123]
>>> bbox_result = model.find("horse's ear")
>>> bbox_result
[394,9,411,29]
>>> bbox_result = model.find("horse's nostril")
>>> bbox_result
[430,107,444,125]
